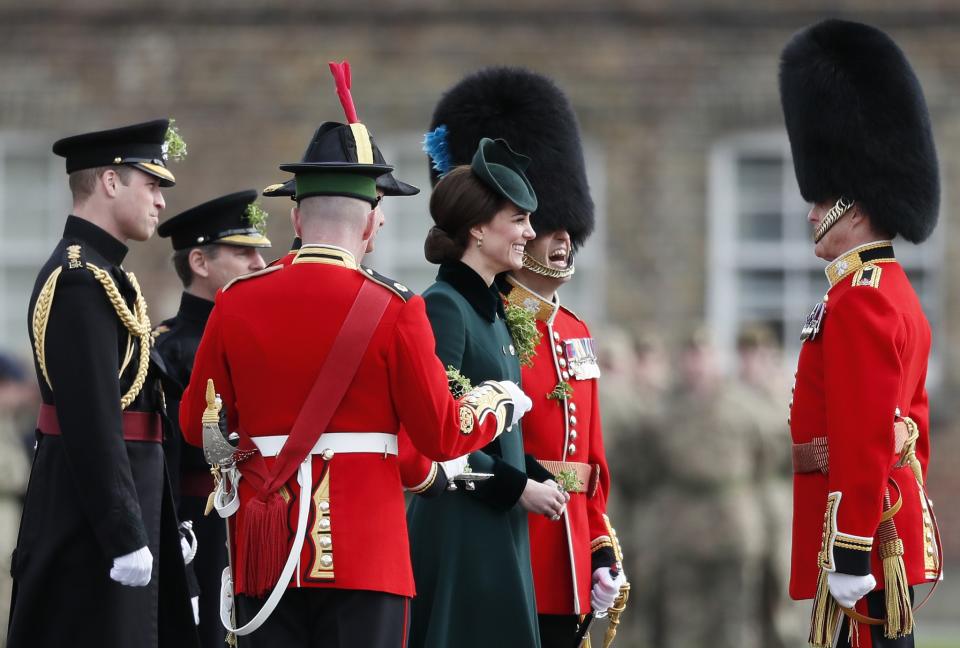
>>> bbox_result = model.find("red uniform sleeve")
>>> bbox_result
[179,294,236,448]
[387,296,509,461]
[397,425,447,496]
[822,286,903,575]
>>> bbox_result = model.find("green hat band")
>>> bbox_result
[295,172,378,205]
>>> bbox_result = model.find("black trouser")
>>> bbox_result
[180,494,228,648]
[838,588,914,648]
[539,614,580,648]
[236,588,408,648]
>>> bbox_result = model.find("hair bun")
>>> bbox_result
[424,225,463,264]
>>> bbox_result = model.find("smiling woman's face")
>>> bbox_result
[471,204,536,273]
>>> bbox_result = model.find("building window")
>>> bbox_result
[369,134,607,323]
[706,131,944,376]
[0,133,70,356]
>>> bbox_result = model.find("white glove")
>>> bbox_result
[180,521,197,565]
[827,571,876,609]
[110,546,153,587]
[591,567,626,612]
[191,596,200,625]
[440,455,470,479]
[498,380,533,429]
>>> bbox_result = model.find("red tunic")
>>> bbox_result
[180,245,511,598]
[789,242,940,601]
[506,279,613,615]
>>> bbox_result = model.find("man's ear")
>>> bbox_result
[291,205,302,237]
[100,169,121,198]
[360,208,377,241]
[188,248,210,279]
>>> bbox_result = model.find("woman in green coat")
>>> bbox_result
[407,138,570,648]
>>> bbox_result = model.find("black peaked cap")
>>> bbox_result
[158,189,271,250]
[52,119,176,187]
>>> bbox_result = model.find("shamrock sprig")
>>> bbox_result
[163,119,188,161]
[446,365,473,398]
[504,303,540,368]
[244,203,270,235]
[547,380,573,402]
[555,468,584,493]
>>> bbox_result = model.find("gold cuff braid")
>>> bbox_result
[32,261,152,410]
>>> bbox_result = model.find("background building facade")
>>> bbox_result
[1,1,958,644]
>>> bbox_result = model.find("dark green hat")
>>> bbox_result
[471,138,537,212]
[52,118,182,187]
[158,189,271,250]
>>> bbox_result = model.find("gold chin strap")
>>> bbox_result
[33,262,152,410]
[813,197,855,243]
[522,252,576,279]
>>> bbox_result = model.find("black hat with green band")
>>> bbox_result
[264,123,419,201]
[471,137,538,213]
[276,121,393,206]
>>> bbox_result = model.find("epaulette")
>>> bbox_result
[62,243,86,271]
[360,265,414,301]
[151,323,172,340]
[559,303,583,322]
[222,265,282,292]
[851,263,883,289]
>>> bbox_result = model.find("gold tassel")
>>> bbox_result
[880,539,913,639]
[809,568,842,648]
[225,631,237,646]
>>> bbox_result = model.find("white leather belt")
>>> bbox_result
[251,432,398,458]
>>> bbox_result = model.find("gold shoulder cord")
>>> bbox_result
[33,262,152,410]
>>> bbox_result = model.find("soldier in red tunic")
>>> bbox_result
[406,67,626,647]
[779,20,943,648]
[179,105,532,646]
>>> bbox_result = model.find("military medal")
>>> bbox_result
[800,298,827,342]
[564,337,601,380]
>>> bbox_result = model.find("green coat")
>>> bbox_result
[407,262,542,648]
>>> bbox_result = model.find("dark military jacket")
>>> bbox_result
[154,292,215,504]
[154,291,227,647]
[406,261,542,648]
[8,216,198,648]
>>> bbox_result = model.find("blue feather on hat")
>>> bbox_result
[423,125,453,176]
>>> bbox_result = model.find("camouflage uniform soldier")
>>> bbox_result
[651,332,766,648]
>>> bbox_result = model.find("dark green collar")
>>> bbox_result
[437,261,505,323]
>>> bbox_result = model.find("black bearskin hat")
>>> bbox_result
[779,19,939,243]
[427,67,595,250]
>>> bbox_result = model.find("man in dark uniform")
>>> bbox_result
[154,189,271,647]
[8,120,199,648]
[780,20,943,647]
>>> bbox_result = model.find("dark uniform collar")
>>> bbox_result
[291,243,358,269]
[177,291,214,324]
[502,275,559,324]
[63,215,128,266]
[825,240,895,287]
[437,261,504,322]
